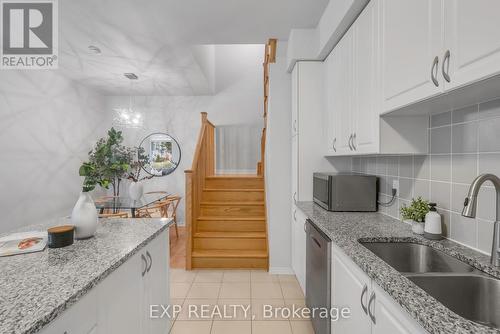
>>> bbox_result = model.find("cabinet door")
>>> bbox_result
[333,30,354,154]
[38,289,98,334]
[324,53,338,155]
[371,284,427,334]
[145,230,170,334]
[381,0,443,113]
[97,251,143,334]
[295,209,307,293]
[331,247,371,334]
[291,134,298,205]
[353,0,379,154]
[292,65,299,137]
[444,0,500,90]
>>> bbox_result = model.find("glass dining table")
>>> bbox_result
[94,193,170,218]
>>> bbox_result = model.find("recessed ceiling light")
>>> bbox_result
[124,73,139,80]
[88,45,101,55]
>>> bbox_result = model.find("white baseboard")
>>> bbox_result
[268,267,295,275]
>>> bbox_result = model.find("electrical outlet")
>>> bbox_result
[392,180,399,196]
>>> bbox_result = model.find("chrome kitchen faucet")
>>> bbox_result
[462,174,500,266]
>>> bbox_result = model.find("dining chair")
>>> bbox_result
[135,201,170,219]
[94,196,120,214]
[164,195,181,238]
[99,212,129,219]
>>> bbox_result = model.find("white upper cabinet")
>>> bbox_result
[381,0,443,113]
[352,0,380,154]
[292,66,299,137]
[324,30,353,155]
[324,54,337,155]
[443,0,500,90]
[335,30,354,155]
[323,0,429,156]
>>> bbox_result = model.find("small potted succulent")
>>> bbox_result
[400,197,429,235]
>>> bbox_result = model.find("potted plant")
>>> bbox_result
[127,146,153,201]
[72,162,110,239]
[86,128,134,197]
[400,197,429,235]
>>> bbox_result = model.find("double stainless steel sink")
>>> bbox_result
[361,242,500,329]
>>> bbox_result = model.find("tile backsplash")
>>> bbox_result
[352,97,500,255]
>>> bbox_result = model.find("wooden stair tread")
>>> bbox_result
[194,232,266,239]
[200,201,265,206]
[203,188,264,192]
[197,216,266,221]
[207,175,263,179]
[192,250,268,258]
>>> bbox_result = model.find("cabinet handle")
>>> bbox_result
[146,251,152,273]
[348,134,353,150]
[303,221,307,233]
[360,284,368,315]
[442,50,451,83]
[293,210,297,221]
[352,133,357,151]
[293,192,297,204]
[333,138,337,152]
[368,291,376,324]
[431,56,440,87]
[141,254,147,277]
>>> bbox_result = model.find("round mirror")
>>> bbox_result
[139,133,181,176]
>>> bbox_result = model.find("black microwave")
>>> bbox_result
[313,173,377,212]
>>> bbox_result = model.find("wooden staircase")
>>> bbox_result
[185,115,269,270]
[185,41,276,270]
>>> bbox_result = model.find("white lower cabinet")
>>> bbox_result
[291,206,307,294]
[39,229,170,334]
[371,284,427,334]
[39,289,98,334]
[331,245,427,334]
[331,246,371,334]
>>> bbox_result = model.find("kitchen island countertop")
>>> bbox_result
[0,217,172,334]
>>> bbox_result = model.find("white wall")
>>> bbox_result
[105,44,266,225]
[265,42,293,274]
[0,71,109,233]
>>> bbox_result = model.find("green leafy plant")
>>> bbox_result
[79,162,110,192]
[127,146,153,182]
[79,128,134,195]
[400,197,430,222]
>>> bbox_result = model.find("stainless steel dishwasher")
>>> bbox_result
[305,219,331,334]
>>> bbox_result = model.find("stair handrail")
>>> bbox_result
[185,112,215,269]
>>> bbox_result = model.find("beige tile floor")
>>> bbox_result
[169,269,315,334]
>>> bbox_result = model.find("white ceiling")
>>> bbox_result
[58,0,329,96]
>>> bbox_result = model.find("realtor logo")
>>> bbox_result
[1,0,58,69]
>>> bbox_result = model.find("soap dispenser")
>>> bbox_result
[424,203,443,240]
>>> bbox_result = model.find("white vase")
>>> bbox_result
[129,181,144,201]
[71,192,98,239]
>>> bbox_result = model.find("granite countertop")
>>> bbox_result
[296,201,500,334]
[0,218,172,334]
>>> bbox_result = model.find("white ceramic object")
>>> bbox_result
[129,181,144,201]
[424,203,442,239]
[71,192,98,239]
[407,220,425,235]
